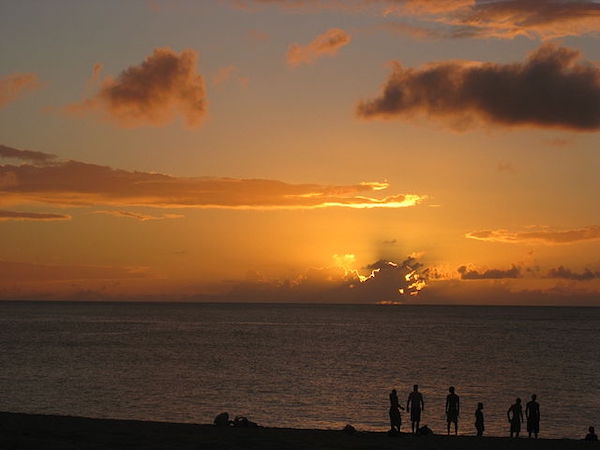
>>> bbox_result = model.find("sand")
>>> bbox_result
[0,412,595,450]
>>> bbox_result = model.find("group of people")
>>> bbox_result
[388,385,598,440]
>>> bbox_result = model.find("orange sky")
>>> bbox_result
[0,0,599,304]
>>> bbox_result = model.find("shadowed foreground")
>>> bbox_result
[0,412,594,450]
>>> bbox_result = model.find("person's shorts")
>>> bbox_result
[447,410,458,423]
[527,419,539,434]
[411,408,421,422]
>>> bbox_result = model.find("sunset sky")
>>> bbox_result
[1,0,599,304]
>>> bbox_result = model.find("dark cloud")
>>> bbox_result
[0,145,425,210]
[66,48,206,128]
[0,145,56,163]
[357,44,600,131]
[546,266,600,281]
[466,225,600,245]
[0,210,70,221]
[221,256,429,303]
[458,265,521,279]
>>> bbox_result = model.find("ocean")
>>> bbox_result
[0,302,598,439]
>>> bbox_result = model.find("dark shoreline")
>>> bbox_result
[0,412,594,450]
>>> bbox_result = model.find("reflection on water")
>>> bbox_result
[0,302,599,438]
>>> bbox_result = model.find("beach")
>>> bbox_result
[1,412,595,450]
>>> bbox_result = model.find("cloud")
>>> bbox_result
[221,255,429,303]
[0,210,70,221]
[458,264,521,279]
[212,65,248,88]
[66,47,206,128]
[94,210,184,221]
[357,43,600,131]
[466,225,600,245]
[441,0,600,40]
[546,266,600,281]
[0,145,426,210]
[235,0,600,38]
[287,28,351,66]
[0,144,56,162]
[0,73,39,108]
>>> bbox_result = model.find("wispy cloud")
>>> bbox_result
[65,47,206,128]
[0,73,40,108]
[236,0,600,39]
[94,210,184,221]
[357,44,600,131]
[287,28,351,66]
[466,225,600,245]
[0,210,70,221]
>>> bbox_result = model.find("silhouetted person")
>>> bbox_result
[389,389,404,433]
[507,398,524,438]
[446,386,460,435]
[475,403,484,437]
[585,426,598,441]
[526,394,540,438]
[406,384,424,434]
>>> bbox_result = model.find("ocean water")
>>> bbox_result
[0,302,599,439]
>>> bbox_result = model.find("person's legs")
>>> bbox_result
[454,420,458,435]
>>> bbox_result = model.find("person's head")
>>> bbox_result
[392,389,396,395]
[516,398,522,404]
[413,384,419,392]
[478,402,484,410]
[532,394,537,401]
[449,386,455,394]
[590,426,595,434]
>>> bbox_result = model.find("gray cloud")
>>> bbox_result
[357,44,600,131]
[458,265,521,280]
[546,266,600,281]
[0,145,56,163]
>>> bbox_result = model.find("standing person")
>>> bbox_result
[475,403,485,437]
[585,426,598,441]
[526,394,540,438]
[389,389,404,433]
[507,398,524,438]
[406,384,425,434]
[445,386,460,435]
